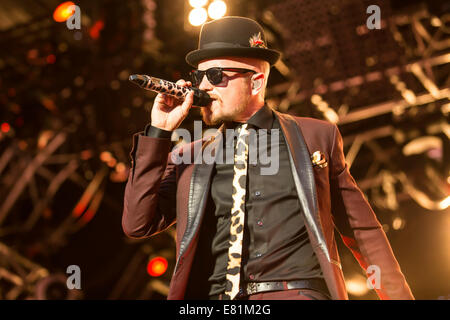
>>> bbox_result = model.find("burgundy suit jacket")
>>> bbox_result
[122,111,414,300]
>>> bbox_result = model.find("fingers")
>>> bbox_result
[154,93,171,107]
[175,79,193,113]
[175,79,192,88]
[178,80,193,115]
[181,90,194,116]
[155,79,192,108]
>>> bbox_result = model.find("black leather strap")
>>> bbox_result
[241,278,330,297]
[210,278,330,300]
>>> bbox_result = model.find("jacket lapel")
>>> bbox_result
[178,126,224,258]
[276,112,330,262]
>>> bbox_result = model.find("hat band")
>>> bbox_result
[201,42,250,50]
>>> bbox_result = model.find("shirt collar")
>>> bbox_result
[246,104,274,130]
[223,104,274,130]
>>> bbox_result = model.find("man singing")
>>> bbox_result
[122,16,414,300]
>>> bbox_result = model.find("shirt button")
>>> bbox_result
[249,274,255,280]
[257,220,263,226]
[255,191,261,197]
[255,253,262,258]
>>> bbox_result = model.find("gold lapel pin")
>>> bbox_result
[311,151,328,168]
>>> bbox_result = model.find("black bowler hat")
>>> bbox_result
[185,16,281,67]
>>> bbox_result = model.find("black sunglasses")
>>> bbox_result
[189,67,256,87]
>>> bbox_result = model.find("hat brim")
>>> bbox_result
[185,47,281,67]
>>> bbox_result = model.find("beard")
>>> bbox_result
[201,97,249,126]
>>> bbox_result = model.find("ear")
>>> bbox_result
[251,73,265,95]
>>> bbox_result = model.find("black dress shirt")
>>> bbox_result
[203,105,323,297]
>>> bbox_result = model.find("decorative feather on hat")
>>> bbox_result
[249,32,267,49]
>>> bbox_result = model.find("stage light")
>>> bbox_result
[37,130,54,149]
[345,273,369,296]
[89,20,104,39]
[115,162,126,173]
[147,257,168,277]
[189,0,208,8]
[392,216,405,230]
[440,196,450,210]
[1,122,10,133]
[107,158,117,168]
[208,1,226,20]
[27,49,38,60]
[100,151,112,162]
[46,54,56,64]
[189,8,207,26]
[53,2,76,22]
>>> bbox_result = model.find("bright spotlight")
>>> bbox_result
[53,1,76,22]
[208,0,227,20]
[439,196,450,210]
[189,0,208,8]
[392,217,405,230]
[147,257,168,277]
[345,274,369,296]
[189,8,207,26]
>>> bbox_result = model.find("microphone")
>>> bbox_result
[129,74,212,107]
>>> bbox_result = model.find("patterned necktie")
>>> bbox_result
[224,123,249,300]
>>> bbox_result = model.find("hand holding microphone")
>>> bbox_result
[129,74,212,132]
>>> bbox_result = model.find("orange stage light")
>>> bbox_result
[53,2,76,22]
[147,257,168,277]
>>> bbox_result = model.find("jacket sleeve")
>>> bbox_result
[329,124,414,300]
[121,131,177,239]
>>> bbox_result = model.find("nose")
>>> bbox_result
[198,73,213,91]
